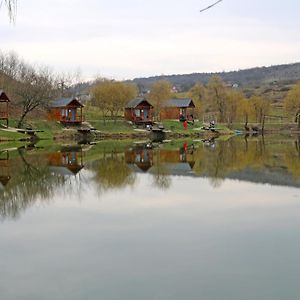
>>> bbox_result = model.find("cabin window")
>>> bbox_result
[135,109,141,117]
[61,109,68,117]
[180,108,186,117]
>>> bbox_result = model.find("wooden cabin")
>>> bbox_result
[160,98,195,120]
[125,98,153,125]
[0,90,10,127]
[48,97,84,124]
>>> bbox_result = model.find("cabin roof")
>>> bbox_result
[126,98,153,109]
[163,98,195,108]
[49,165,83,176]
[0,90,10,102]
[0,176,11,189]
[49,97,84,108]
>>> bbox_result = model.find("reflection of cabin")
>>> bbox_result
[48,98,84,125]
[125,98,153,125]
[0,90,10,127]
[161,98,195,120]
[125,146,153,172]
[126,145,196,176]
[48,146,84,176]
[0,150,11,189]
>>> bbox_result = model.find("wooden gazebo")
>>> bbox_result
[48,97,84,125]
[0,90,10,127]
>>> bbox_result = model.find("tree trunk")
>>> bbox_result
[17,112,27,128]
[244,114,249,131]
[261,114,266,135]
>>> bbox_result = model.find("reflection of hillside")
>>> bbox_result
[125,138,300,189]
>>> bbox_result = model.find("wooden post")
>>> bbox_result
[80,106,82,123]
[6,101,8,128]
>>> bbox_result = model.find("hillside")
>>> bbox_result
[132,63,300,92]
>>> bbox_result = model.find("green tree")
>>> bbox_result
[226,90,244,126]
[148,80,171,121]
[92,79,137,123]
[284,82,300,129]
[238,98,255,130]
[188,82,206,118]
[207,76,228,122]
[251,95,271,132]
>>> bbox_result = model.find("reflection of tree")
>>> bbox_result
[90,152,136,192]
[285,136,300,180]
[193,137,277,188]
[0,149,66,219]
[151,149,171,190]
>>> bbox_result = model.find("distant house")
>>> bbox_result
[0,90,10,127]
[125,98,154,125]
[48,97,84,124]
[160,98,195,120]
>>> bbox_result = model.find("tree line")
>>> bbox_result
[1,50,300,129]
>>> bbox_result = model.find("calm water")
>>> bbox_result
[1,136,300,300]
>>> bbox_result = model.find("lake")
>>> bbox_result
[0,135,300,300]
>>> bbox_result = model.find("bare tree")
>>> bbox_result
[0,0,17,22]
[15,65,55,127]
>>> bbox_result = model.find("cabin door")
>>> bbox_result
[143,109,148,121]
[70,109,76,121]
[180,108,187,118]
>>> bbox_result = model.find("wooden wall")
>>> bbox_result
[160,107,195,120]
[160,107,180,120]
[47,108,61,121]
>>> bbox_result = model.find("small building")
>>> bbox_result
[48,97,84,124]
[160,98,195,120]
[125,98,153,125]
[0,90,10,127]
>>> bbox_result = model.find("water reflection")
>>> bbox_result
[1,136,300,219]
[48,145,84,176]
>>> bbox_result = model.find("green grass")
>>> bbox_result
[162,120,233,134]
[0,129,27,141]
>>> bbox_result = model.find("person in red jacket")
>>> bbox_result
[183,120,188,130]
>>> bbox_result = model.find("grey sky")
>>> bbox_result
[1,0,300,80]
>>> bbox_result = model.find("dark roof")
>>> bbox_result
[163,98,195,108]
[126,98,153,109]
[49,97,83,108]
[0,90,10,102]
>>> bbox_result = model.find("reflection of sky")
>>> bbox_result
[1,172,300,299]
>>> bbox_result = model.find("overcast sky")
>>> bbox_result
[1,0,300,80]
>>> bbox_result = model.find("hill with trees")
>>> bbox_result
[133,63,300,92]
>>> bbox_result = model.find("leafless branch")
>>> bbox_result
[200,0,223,13]
[0,0,17,22]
